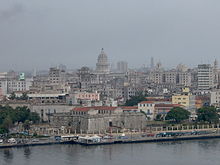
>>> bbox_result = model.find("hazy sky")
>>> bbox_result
[0,0,220,71]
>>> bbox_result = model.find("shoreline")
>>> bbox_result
[1,134,220,148]
[0,141,76,149]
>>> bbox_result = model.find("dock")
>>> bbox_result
[74,130,220,146]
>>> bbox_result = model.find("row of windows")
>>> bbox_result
[72,111,86,115]
[98,110,112,114]
[139,104,153,107]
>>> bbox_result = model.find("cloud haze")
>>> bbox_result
[0,0,220,71]
[0,3,24,21]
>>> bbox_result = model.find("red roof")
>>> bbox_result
[155,104,182,108]
[145,97,171,102]
[120,106,138,110]
[139,101,155,104]
[72,106,118,112]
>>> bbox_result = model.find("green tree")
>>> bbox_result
[0,105,40,134]
[28,112,40,124]
[23,120,31,135]
[155,114,163,121]
[2,116,13,132]
[20,92,28,100]
[197,106,219,123]
[125,94,147,106]
[9,92,16,100]
[165,107,190,123]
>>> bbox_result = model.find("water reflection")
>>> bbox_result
[24,147,31,159]
[0,140,220,165]
[198,139,219,150]
[3,149,13,164]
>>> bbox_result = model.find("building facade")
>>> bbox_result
[197,64,214,90]
[96,48,110,74]
[51,106,146,133]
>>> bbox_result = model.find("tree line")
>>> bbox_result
[0,105,40,134]
[162,106,219,124]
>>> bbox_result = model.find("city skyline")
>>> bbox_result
[0,47,219,72]
[1,0,220,71]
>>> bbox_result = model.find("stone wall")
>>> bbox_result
[51,111,146,133]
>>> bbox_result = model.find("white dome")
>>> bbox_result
[96,48,110,74]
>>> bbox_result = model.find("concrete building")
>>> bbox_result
[195,96,210,109]
[30,104,75,122]
[149,70,191,87]
[172,91,196,111]
[213,59,219,86]
[210,89,220,107]
[0,79,8,95]
[197,64,214,90]
[138,98,172,120]
[28,93,68,104]
[49,67,66,85]
[50,106,146,133]
[117,61,128,73]
[138,101,156,120]
[75,91,100,101]
[155,104,183,118]
[0,78,33,94]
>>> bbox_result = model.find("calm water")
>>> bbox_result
[1,139,220,165]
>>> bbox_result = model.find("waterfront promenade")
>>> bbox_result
[1,124,220,148]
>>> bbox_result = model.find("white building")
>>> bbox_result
[96,48,110,74]
[138,101,156,120]
[210,89,220,107]
[198,64,214,90]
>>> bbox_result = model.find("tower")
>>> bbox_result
[150,57,154,69]
[213,59,219,85]
[198,64,214,90]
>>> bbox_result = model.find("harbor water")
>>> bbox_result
[0,139,220,165]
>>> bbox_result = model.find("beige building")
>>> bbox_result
[172,90,196,110]
[75,91,100,101]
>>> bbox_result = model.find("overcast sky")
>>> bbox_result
[0,0,220,71]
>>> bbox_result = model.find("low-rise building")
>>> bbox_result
[172,88,196,111]
[138,98,171,120]
[28,93,68,104]
[155,104,183,118]
[50,106,146,133]
[30,104,75,122]
[138,101,156,120]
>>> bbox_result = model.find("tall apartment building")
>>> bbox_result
[150,70,191,87]
[117,61,128,73]
[49,67,66,85]
[197,64,214,90]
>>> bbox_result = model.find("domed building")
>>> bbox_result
[96,48,110,74]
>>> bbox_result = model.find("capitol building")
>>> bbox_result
[96,48,110,74]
